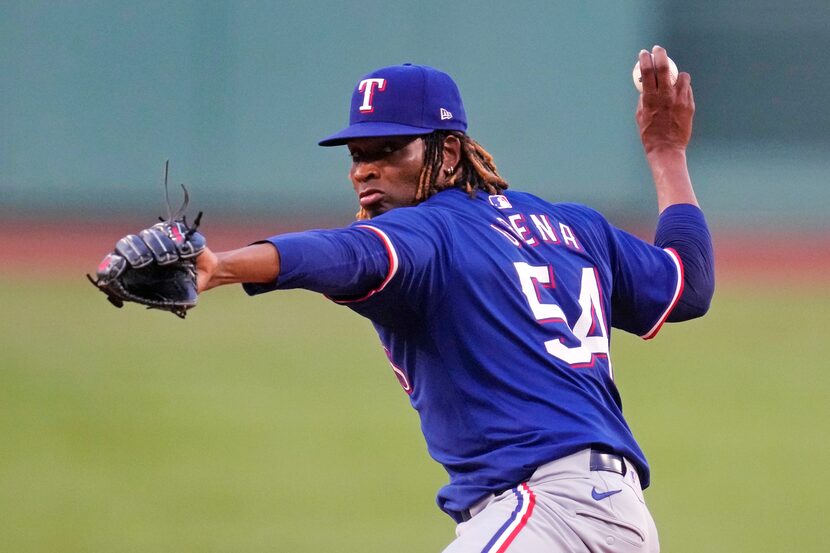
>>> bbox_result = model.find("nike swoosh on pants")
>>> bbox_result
[591,487,622,501]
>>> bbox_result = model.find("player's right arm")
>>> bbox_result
[628,45,713,326]
[636,45,697,213]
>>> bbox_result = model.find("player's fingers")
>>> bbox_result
[651,45,672,95]
[635,93,645,125]
[677,72,695,108]
[638,49,657,95]
[673,73,695,114]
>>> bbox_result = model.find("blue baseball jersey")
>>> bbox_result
[245,189,683,521]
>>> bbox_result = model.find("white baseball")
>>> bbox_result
[633,56,678,92]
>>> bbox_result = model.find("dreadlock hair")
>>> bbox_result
[356,131,509,220]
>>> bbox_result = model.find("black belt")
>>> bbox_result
[589,449,627,476]
[458,449,627,522]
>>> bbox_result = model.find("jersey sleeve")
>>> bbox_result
[241,206,451,322]
[241,226,391,297]
[602,218,684,339]
[327,206,452,315]
[654,204,715,321]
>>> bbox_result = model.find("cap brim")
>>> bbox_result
[318,122,434,147]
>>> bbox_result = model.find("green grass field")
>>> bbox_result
[1,276,827,552]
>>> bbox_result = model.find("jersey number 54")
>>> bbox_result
[514,263,611,373]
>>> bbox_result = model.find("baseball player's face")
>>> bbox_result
[347,136,424,218]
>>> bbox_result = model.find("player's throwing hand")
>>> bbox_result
[636,45,695,155]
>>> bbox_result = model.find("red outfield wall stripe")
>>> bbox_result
[1,220,827,285]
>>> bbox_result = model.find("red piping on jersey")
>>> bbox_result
[329,225,399,304]
[642,247,684,340]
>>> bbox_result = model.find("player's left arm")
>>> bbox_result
[196,227,391,298]
[196,243,281,292]
[196,209,446,314]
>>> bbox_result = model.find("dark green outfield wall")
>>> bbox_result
[2,1,828,227]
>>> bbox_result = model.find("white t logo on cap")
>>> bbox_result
[358,78,387,113]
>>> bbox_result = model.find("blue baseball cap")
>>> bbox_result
[318,63,467,147]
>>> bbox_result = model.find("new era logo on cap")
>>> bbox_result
[319,63,468,146]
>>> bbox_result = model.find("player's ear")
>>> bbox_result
[440,134,461,178]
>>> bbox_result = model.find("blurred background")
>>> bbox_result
[1,1,828,552]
